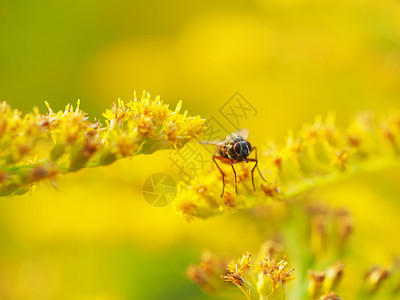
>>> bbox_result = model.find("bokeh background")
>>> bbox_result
[1,0,400,299]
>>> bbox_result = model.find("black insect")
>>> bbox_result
[201,129,267,197]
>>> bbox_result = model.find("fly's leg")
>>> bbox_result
[231,162,237,194]
[250,147,267,182]
[213,156,229,197]
[247,158,257,191]
[248,146,267,191]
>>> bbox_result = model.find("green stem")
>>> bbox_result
[284,156,400,199]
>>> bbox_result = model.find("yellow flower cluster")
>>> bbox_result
[0,92,205,196]
[188,241,294,299]
[173,112,400,221]
[189,239,400,300]
[259,258,295,292]
[308,262,344,299]
[102,92,204,158]
[222,252,294,300]
[307,205,353,257]
[307,259,400,299]
[186,171,398,300]
[224,252,253,288]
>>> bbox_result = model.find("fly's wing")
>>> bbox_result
[198,139,225,146]
[231,128,249,140]
[200,129,248,145]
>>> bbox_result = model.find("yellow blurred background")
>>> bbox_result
[1,0,400,299]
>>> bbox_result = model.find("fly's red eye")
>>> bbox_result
[234,142,241,155]
[246,141,252,153]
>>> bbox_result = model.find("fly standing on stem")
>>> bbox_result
[200,129,267,197]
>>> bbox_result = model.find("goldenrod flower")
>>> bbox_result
[306,204,353,258]
[257,257,295,300]
[324,261,344,293]
[173,112,400,221]
[319,292,341,300]
[222,252,258,300]
[220,251,294,300]
[223,252,253,287]
[308,270,326,299]
[0,92,205,196]
[365,265,390,294]
[308,261,344,299]
[186,251,230,294]
[258,240,284,261]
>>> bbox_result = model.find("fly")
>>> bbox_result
[201,129,267,197]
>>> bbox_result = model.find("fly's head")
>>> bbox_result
[233,141,252,162]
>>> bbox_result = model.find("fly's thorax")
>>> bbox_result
[227,134,245,144]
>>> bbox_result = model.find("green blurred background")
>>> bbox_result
[1,0,400,299]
